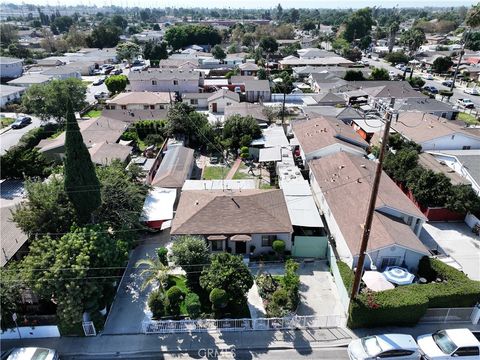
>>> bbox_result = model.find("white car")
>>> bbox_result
[423,73,434,80]
[464,88,480,96]
[389,70,396,77]
[417,329,480,359]
[395,63,405,69]
[7,347,59,360]
[348,334,421,360]
[456,98,475,109]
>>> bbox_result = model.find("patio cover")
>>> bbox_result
[259,147,282,162]
[141,187,176,222]
[362,271,395,292]
[281,182,324,228]
[230,234,252,241]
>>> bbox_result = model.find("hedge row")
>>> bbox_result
[343,257,480,328]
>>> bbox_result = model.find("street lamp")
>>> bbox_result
[364,252,377,271]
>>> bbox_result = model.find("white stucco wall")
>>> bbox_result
[129,79,199,94]
[0,60,23,79]
[360,245,425,272]
[208,233,292,255]
[421,134,480,151]
[208,97,239,113]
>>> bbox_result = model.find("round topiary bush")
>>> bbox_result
[185,292,201,318]
[272,240,285,254]
[166,285,185,316]
[156,247,168,266]
[209,288,228,310]
[147,289,166,319]
[271,288,289,307]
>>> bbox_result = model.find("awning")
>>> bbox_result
[362,271,395,292]
[230,234,252,241]
[207,235,227,241]
[382,266,415,286]
[259,147,282,162]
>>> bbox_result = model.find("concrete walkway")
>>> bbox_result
[225,158,242,180]
[247,282,266,318]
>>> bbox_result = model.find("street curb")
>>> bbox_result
[0,126,12,135]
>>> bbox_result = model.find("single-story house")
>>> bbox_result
[151,145,195,192]
[106,91,171,110]
[7,74,51,88]
[0,57,23,80]
[309,152,429,271]
[291,116,368,166]
[394,98,459,120]
[224,103,269,125]
[303,92,345,107]
[158,59,199,70]
[182,92,210,109]
[244,80,271,103]
[171,189,293,255]
[279,56,353,69]
[0,85,25,108]
[207,88,240,113]
[40,66,82,80]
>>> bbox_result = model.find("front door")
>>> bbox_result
[235,241,247,254]
[212,103,217,112]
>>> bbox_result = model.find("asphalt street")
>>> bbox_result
[0,114,42,155]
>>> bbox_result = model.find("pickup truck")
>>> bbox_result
[417,329,480,359]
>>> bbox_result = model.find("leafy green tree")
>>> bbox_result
[22,78,87,123]
[342,48,362,62]
[0,24,18,46]
[7,43,32,59]
[64,99,101,224]
[399,27,426,53]
[222,115,262,153]
[164,25,221,50]
[116,41,141,64]
[283,259,300,308]
[211,44,226,61]
[344,70,365,81]
[21,225,130,333]
[147,289,165,319]
[359,35,372,50]
[342,8,373,42]
[105,74,128,94]
[466,4,480,28]
[185,293,201,318]
[209,288,228,310]
[407,76,426,89]
[432,56,454,73]
[301,20,316,31]
[135,257,169,291]
[272,239,285,257]
[257,68,267,80]
[465,32,480,51]
[370,67,390,80]
[86,24,121,48]
[143,40,168,61]
[0,146,52,179]
[111,15,128,30]
[383,149,419,183]
[166,286,184,315]
[0,268,23,330]
[242,33,255,47]
[200,253,254,303]
[171,236,210,287]
[157,247,168,266]
[65,25,87,49]
[259,36,278,54]
[446,185,480,214]
[165,102,211,146]
[332,37,350,53]
[384,51,409,65]
[406,168,452,208]
[53,16,73,33]
[12,177,76,236]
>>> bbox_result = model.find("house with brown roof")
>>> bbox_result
[224,103,269,125]
[207,88,240,113]
[171,189,293,255]
[390,112,480,151]
[291,116,369,166]
[239,62,259,76]
[106,91,172,110]
[151,145,195,190]
[309,152,429,271]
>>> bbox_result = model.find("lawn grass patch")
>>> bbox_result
[202,165,230,180]
[0,117,15,129]
[84,109,102,118]
[458,112,480,125]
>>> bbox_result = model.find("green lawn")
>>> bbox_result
[260,183,277,189]
[0,117,15,129]
[202,165,230,180]
[84,109,102,118]
[457,112,480,125]
[233,163,256,180]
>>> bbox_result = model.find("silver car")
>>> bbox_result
[348,334,421,360]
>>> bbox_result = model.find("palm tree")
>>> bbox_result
[135,257,169,291]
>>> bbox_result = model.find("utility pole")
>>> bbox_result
[450,29,470,92]
[350,105,394,300]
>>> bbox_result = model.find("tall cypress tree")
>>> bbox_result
[64,98,101,224]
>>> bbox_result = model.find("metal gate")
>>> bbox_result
[82,321,96,336]
[292,236,328,258]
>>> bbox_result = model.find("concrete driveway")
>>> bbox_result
[420,222,480,280]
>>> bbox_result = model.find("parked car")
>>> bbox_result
[442,80,455,88]
[417,329,480,359]
[6,347,59,360]
[348,334,421,360]
[93,77,105,86]
[389,70,396,78]
[395,63,405,69]
[112,68,123,75]
[94,91,109,100]
[456,98,475,109]
[423,73,434,80]
[464,88,479,96]
[11,116,32,129]
[423,86,439,94]
[361,60,369,66]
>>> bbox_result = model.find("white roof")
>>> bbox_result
[251,125,289,148]
[141,187,176,222]
[353,119,385,133]
[259,147,282,162]
[182,179,257,191]
[281,181,323,228]
[445,329,480,348]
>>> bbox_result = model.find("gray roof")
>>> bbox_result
[1,206,28,267]
[429,150,480,187]
[396,97,457,113]
[418,153,470,186]
[0,56,22,64]
[310,92,345,105]
[224,103,269,123]
[41,66,82,76]
[152,145,195,188]
[7,74,51,85]
[207,88,240,102]
[244,80,271,92]
[182,92,211,99]
[89,142,133,166]
[340,81,423,99]
[129,69,200,81]
[0,84,25,97]
[230,75,255,84]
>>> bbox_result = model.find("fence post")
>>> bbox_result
[444,308,451,323]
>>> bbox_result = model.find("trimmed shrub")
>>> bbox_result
[209,288,228,310]
[166,286,184,315]
[283,259,300,309]
[185,292,201,318]
[156,247,168,266]
[271,288,289,307]
[147,289,166,319]
[337,261,354,293]
[272,240,285,255]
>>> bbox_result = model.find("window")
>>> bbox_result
[210,241,223,251]
[261,235,276,247]
[144,105,149,110]
[159,105,164,109]
[381,257,399,268]
[150,105,155,109]
[451,135,455,140]
[454,347,480,356]
[190,99,198,105]
[121,105,127,110]
[463,146,471,150]
[173,80,178,85]
[152,80,157,85]
[379,350,415,358]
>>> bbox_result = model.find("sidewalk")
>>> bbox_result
[225,158,242,180]
[1,328,354,358]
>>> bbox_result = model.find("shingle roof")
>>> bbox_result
[207,88,240,102]
[341,81,423,99]
[1,206,28,267]
[239,62,259,71]
[151,145,194,188]
[310,92,345,104]
[108,92,171,105]
[309,152,428,256]
[291,116,368,155]
[224,103,269,123]
[230,75,255,84]
[171,189,293,235]
[128,68,200,81]
[88,142,133,166]
[418,153,470,186]
[0,56,22,64]
[244,80,271,92]
[0,84,25,97]
[7,74,51,85]
[395,97,456,113]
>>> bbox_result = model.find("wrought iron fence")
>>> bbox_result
[419,307,475,323]
[142,314,345,334]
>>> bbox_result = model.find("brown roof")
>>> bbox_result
[391,112,480,144]
[171,189,293,235]
[1,206,28,267]
[291,116,368,155]
[151,145,195,188]
[418,153,470,186]
[88,142,133,166]
[207,88,240,103]
[224,103,269,123]
[108,92,171,105]
[309,152,428,256]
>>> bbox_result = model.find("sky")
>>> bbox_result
[0,0,477,8]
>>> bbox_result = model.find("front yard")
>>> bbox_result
[202,165,231,180]
[457,112,480,125]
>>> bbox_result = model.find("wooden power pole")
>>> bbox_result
[350,105,394,300]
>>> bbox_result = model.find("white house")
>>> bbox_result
[182,93,210,109]
[0,85,25,108]
[0,57,23,79]
[391,112,480,151]
[170,189,293,255]
[106,91,171,110]
[426,150,480,195]
[291,116,368,166]
[128,69,202,95]
[244,80,271,102]
[40,66,82,80]
[309,152,429,272]
[207,89,240,113]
